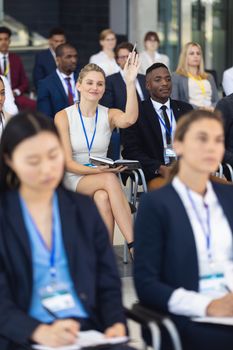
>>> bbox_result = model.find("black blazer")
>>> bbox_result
[100,72,149,111]
[37,70,80,119]
[121,98,193,181]
[134,182,233,329]
[33,49,57,90]
[0,187,125,350]
[215,94,233,167]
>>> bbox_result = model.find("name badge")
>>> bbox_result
[200,272,225,295]
[40,283,75,313]
[164,144,176,159]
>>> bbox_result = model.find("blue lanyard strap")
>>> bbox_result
[156,110,173,140]
[186,186,212,260]
[78,104,98,156]
[21,195,57,279]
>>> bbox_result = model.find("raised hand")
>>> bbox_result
[123,51,140,84]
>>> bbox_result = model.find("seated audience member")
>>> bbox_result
[122,63,192,190]
[0,111,135,350]
[215,94,233,167]
[1,74,18,116]
[222,66,233,96]
[89,29,119,76]
[171,42,219,110]
[0,26,36,110]
[55,55,140,255]
[100,41,149,110]
[139,31,170,75]
[0,76,8,138]
[33,27,66,90]
[134,110,233,350]
[37,43,80,119]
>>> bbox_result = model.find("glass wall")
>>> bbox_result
[157,0,231,85]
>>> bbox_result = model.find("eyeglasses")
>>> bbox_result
[117,55,129,60]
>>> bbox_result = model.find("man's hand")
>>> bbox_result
[207,293,233,317]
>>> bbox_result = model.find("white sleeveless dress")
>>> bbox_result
[63,103,112,191]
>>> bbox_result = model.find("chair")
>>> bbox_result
[125,303,182,350]
[120,168,148,263]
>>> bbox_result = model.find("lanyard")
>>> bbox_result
[186,186,212,260]
[156,109,173,141]
[21,196,57,280]
[188,73,207,96]
[77,104,98,156]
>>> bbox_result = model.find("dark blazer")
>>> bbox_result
[7,53,29,94]
[121,98,193,181]
[215,94,233,166]
[33,49,57,90]
[37,70,79,119]
[134,182,233,343]
[100,72,149,111]
[0,187,125,350]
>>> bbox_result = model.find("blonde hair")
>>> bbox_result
[77,63,105,84]
[167,109,223,182]
[99,28,116,41]
[176,42,208,79]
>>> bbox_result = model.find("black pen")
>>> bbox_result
[43,305,58,319]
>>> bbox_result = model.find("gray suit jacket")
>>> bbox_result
[171,72,219,107]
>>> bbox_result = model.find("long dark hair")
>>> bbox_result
[0,110,60,192]
[168,109,224,182]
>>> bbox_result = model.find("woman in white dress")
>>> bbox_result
[55,53,140,255]
[139,31,170,75]
[89,29,119,77]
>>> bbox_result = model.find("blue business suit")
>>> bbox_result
[37,70,79,119]
[134,182,233,350]
[0,187,125,350]
[33,49,57,90]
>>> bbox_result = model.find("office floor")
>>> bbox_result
[114,245,144,350]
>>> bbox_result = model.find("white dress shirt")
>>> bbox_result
[222,67,233,96]
[0,52,10,83]
[168,176,233,317]
[56,69,78,102]
[139,50,170,75]
[89,51,120,76]
[150,98,176,163]
[119,69,145,101]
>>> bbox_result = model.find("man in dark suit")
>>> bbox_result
[37,43,80,119]
[100,41,149,110]
[215,94,233,167]
[33,27,66,90]
[122,63,193,189]
[0,26,36,110]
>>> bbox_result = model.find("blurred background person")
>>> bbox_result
[55,55,140,256]
[139,31,169,75]
[134,109,233,350]
[101,41,149,110]
[33,27,66,90]
[222,66,233,96]
[0,111,133,350]
[1,74,18,116]
[171,42,219,110]
[0,26,36,110]
[89,29,119,77]
[0,76,7,138]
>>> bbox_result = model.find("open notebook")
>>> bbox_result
[32,330,129,350]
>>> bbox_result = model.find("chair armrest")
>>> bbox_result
[125,303,183,350]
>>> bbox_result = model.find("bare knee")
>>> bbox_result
[101,173,121,190]
[93,190,111,212]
